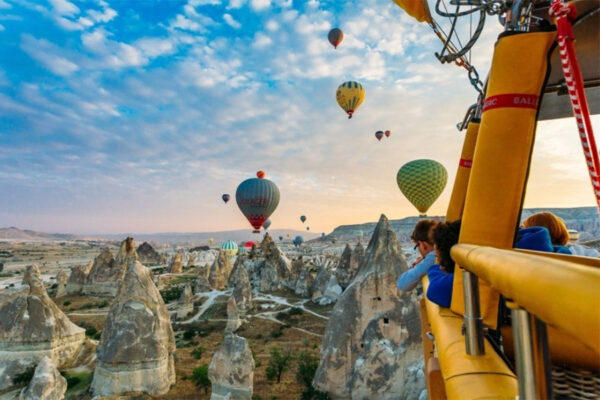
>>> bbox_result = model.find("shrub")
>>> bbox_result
[85,327,97,337]
[191,364,211,394]
[296,351,319,387]
[301,386,331,400]
[270,329,283,339]
[160,286,183,303]
[66,376,81,389]
[191,346,205,359]
[183,328,196,341]
[265,347,293,383]
[289,307,303,316]
[63,301,71,306]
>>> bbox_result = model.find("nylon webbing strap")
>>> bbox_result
[550,0,600,212]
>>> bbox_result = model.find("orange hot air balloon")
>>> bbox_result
[385,130,391,137]
[328,28,344,49]
[256,170,265,179]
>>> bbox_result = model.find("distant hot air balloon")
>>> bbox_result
[222,194,231,203]
[263,219,271,230]
[396,159,448,215]
[385,130,391,137]
[375,131,384,141]
[279,235,283,241]
[300,215,307,223]
[256,170,265,179]
[321,232,325,237]
[293,236,304,247]
[286,233,290,238]
[328,28,344,49]
[244,241,257,249]
[336,81,365,119]
[306,227,310,231]
[209,238,214,244]
[236,172,280,233]
[220,240,238,257]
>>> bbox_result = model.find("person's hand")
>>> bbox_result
[410,256,423,269]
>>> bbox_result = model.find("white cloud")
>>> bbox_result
[49,0,79,16]
[135,37,176,58]
[0,24,4,31]
[0,0,10,9]
[170,14,205,32]
[265,19,279,31]
[223,13,241,29]
[192,0,221,4]
[250,0,270,11]
[87,7,117,23]
[20,34,79,76]
[252,32,272,49]
[227,0,245,8]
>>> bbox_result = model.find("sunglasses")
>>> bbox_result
[413,242,419,250]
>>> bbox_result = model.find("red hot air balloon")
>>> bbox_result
[375,131,384,141]
[256,170,265,179]
[328,28,344,49]
[385,130,391,137]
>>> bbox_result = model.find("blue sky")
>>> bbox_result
[0,0,597,234]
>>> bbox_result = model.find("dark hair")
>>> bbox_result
[432,220,462,273]
[411,220,437,244]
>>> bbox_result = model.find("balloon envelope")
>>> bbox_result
[385,130,391,137]
[279,235,283,241]
[375,131,384,141]
[392,0,433,23]
[209,238,214,244]
[222,194,230,203]
[263,219,271,230]
[396,159,448,214]
[306,227,310,231]
[293,236,304,246]
[256,170,265,178]
[328,28,344,48]
[300,215,307,223]
[220,240,238,257]
[236,176,280,232]
[336,81,365,119]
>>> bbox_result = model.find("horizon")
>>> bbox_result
[0,0,597,235]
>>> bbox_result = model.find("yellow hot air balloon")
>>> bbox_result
[397,159,447,215]
[209,238,214,244]
[392,0,432,24]
[336,81,365,119]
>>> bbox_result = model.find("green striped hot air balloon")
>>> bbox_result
[220,240,238,258]
[396,159,447,215]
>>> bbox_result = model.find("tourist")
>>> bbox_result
[397,219,438,291]
[521,212,572,254]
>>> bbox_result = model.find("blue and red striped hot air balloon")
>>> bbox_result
[236,171,280,233]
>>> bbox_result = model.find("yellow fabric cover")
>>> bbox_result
[392,0,432,23]
[446,120,479,221]
[451,31,557,328]
[452,244,600,354]
[423,278,517,399]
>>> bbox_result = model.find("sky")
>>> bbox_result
[0,0,597,235]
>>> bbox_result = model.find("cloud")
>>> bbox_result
[20,34,79,76]
[0,0,10,9]
[252,32,272,48]
[49,0,80,16]
[0,24,4,31]
[223,13,241,28]
[250,0,270,11]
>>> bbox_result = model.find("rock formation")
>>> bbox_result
[168,251,183,274]
[335,243,365,289]
[0,264,85,391]
[294,265,315,298]
[256,235,292,292]
[137,242,165,265]
[54,270,69,298]
[18,356,67,400]
[194,249,219,267]
[208,251,230,290]
[229,257,253,314]
[208,334,254,400]
[313,215,424,400]
[91,260,176,397]
[65,261,92,295]
[84,238,137,297]
[225,297,241,333]
[177,285,194,319]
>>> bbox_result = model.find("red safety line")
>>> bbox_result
[550,0,600,211]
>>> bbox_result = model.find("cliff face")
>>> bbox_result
[326,207,600,243]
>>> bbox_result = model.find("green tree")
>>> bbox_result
[296,351,319,387]
[191,346,205,360]
[191,364,211,394]
[265,347,293,384]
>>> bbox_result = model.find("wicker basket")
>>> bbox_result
[552,364,600,400]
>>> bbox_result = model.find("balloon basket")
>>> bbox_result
[252,230,261,234]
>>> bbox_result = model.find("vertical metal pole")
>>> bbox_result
[462,271,485,355]
[532,317,553,399]
[512,307,537,399]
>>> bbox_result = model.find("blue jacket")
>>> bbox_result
[397,251,436,291]
[426,226,571,307]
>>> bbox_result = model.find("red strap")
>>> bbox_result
[482,94,539,112]
[459,158,472,168]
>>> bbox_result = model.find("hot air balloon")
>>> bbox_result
[209,238,214,244]
[286,233,290,238]
[220,240,238,257]
[263,219,271,230]
[306,227,310,231]
[396,159,448,215]
[385,130,391,137]
[279,235,283,241]
[222,194,231,203]
[328,28,343,49]
[293,236,304,247]
[236,172,280,233]
[375,131,384,141]
[256,170,265,179]
[321,232,325,237]
[300,215,307,223]
[244,241,257,249]
[336,81,365,119]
